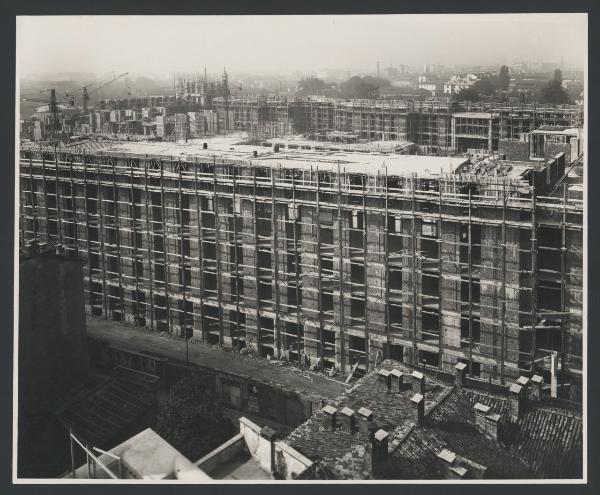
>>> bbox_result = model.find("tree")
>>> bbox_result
[497,65,510,91]
[538,70,571,105]
[455,87,481,102]
[553,69,563,84]
[155,371,235,461]
[339,76,391,99]
[297,77,328,96]
[471,79,496,96]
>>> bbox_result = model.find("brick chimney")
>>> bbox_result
[339,407,355,433]
[409,371,425,394]
[321,405,337,431]
[410,393,424,425]
[370,429,389,477]
[357,407,374,434]
[530,374,544,401]
[455,362,468,387]
[390,369,403,392]
[509,383,523,421]
[378,369,391,390]
[473,403,491,432]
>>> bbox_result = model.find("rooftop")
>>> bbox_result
[97,136,469,178]
[282,360,583,480]
[68,428,211,480]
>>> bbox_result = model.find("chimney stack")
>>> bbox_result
[409,370,425,394]
[410,393,424,425]
[203,142,208,149]
[378,368,391,391]
[485,413,501,440]
[455,362,468,387]
[530,374,544,401]
[357,407,374,434]
[321,405,337,431]
[516,375,530,400]
[390,369,403,392]
[371,429,389,477]
[473,403,491,432]
[339,407,355,433]
[509,383,523,421]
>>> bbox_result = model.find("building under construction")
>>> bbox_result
[18,136,584,393]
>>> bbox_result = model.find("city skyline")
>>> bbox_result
[17,14,587,78]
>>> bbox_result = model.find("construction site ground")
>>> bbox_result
[86,318,349,399]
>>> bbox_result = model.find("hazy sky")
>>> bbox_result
[17,14,587,78]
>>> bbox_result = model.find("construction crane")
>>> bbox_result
[81,72,129,111]
[21,88,74,144]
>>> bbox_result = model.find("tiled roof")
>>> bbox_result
[383,388,534,479]
[462,389,583,478]
[283,361,582,480]
[285,361,450,479]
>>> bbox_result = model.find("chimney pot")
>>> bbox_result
[390,369,403,392]
[409,370,425,394]
[377,369,391,390]
[530,374,544,401]
[321,405,337,431]
[410,393,425,425]
[339,407,356,433]
[455,362,468,387]
[357,407,374,434]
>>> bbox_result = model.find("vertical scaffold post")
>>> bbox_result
[292,168,301,363]
[500,180,507,383]
[194,162,206,343]
[178,160,188,361]
[560,183,567,370]
[316,166,324,364]
[144,157,155,331]
[97,157,108,318]
[383,166,391,359]
[253,165,262,353]
[467,188,473,375]
[129,162,140,325]
[159,159,171,332]
[362,174,370,370]
[112,158,125,318]
[213,157,224,345]
[411,173,418,364]
[271,167,281,358]
[530,187,538,372]
[54,153,63,245]
[232,165,240,350]
[337,163,346,374]
[69,155,79,256]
